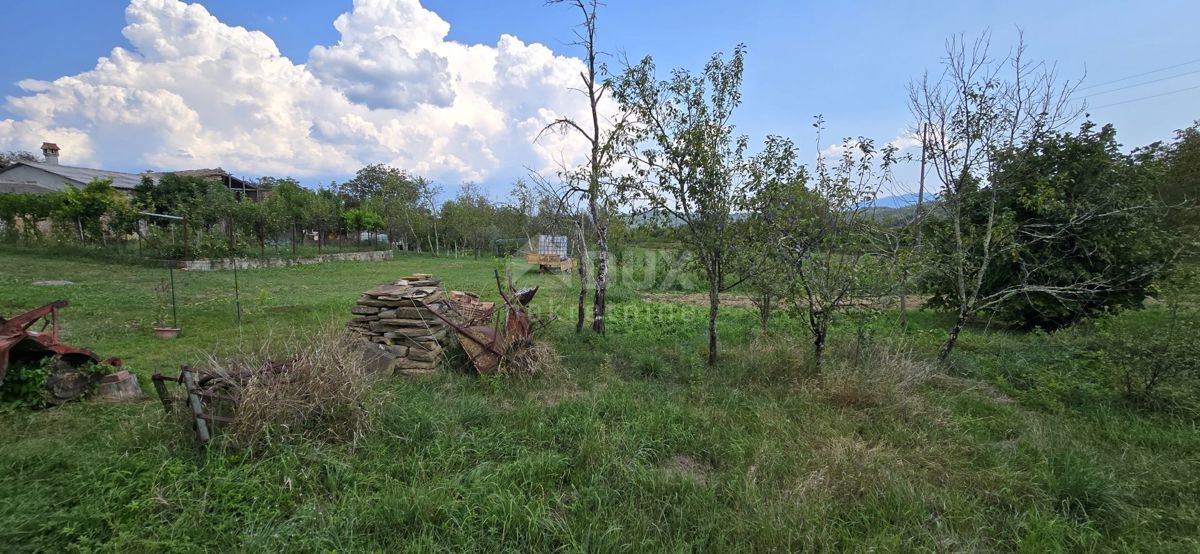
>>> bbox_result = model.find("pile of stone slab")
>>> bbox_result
[348,274,454,375]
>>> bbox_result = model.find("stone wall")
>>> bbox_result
[178,250,393,271]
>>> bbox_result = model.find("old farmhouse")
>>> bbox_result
[0,142,260,200]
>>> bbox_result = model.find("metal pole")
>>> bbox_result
[182,215,189,261]
[232,258,242,326]
[169,266,178,328]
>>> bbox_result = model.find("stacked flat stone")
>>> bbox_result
[349,274,454,375]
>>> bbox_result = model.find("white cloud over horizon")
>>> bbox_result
[0,0,596,188]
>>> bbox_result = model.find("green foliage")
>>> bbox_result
[0,359,52,409]
[924,123,1177,329]
[1093,270,1200,411]
[0,192,65,241]
[613,44,755,363]
[342,206,382,236]
[1159,120,1200,235]
[136,173,212,215]
[440,183,501,256]
[54,178,125,242]
[747,129,898,364]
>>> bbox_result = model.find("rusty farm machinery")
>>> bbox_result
[0,300,124,405]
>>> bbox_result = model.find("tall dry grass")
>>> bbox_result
[202,326,384,450]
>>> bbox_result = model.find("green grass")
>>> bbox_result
[1,246,1198,551]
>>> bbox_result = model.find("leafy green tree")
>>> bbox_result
[341,165,432,250]
[339,164,420,204]
[106,197,142,245]
[1159,121,1200,236]
[343,206,382,246]
[186,185,240,255]
[307,188,343,253]
[55,178,121,242]
[440,183,498,258]
[136,173,212,215]
[613,45,752,365]
[267,179,312,255]
[924,122,1177,329]
[237,199,282,257]
[751,131,897,367]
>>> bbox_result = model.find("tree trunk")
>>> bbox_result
[707,276,719,366]
[592,226,608,334]
[576,251,589,334]
[758,294,771,335]
[291,224,297,256]
[813,329,826,371]
[939,309,969,362]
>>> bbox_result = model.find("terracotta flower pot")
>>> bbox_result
[153,326,181,339]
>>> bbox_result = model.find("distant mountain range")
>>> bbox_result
[861,192,927,209]
[621,193,937,228]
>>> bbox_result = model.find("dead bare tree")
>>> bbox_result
[528,168,592,333]
[909,31,1089,361]
[541,0,624,334]
[420,183,443,256]
[896,123,930,329]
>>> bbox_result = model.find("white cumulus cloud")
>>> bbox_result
[0,0,598,189]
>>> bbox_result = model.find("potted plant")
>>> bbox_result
[153,278,181,339]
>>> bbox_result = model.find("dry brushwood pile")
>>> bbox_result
[347,273,490,375]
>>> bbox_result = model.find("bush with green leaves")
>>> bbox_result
[0,191,65,241]
[0,360,52,409]
[923,122,1178,330]
[1092,271,1200,411]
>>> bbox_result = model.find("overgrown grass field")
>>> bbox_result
[1,248,1197,551]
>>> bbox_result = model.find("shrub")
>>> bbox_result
[0,360,52,409]
[1093,268,1200,411]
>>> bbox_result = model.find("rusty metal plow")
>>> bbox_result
[423,270,553,374]
[151,366,257,446]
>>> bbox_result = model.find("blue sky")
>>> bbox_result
[1,0,1197,200]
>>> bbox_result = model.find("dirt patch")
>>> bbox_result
[661,454,715,485]
[929,374,1014,404]
[643,292,757,309]
[643,291,928,310]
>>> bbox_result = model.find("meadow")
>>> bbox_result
[1,247,1197,552]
